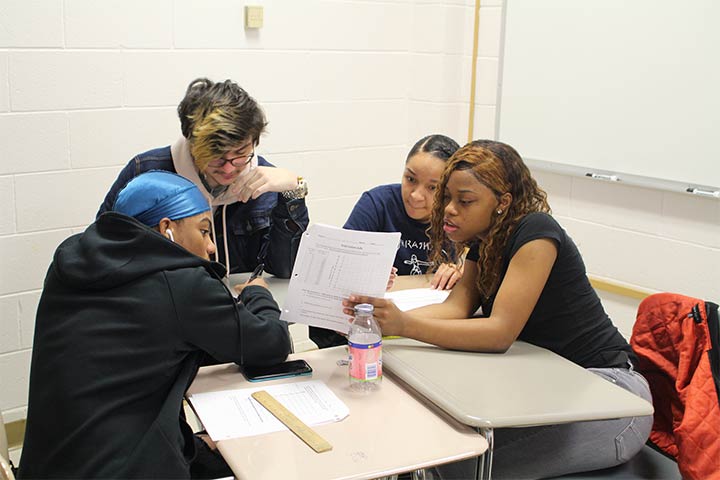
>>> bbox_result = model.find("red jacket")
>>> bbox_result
[631,293,720,480]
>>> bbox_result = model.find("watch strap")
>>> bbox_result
[282,176,308,200]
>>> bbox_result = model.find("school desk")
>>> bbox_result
[371,276,654,477]
[186,346,488,480]
[222,274,653,478]
[382,338,655,479]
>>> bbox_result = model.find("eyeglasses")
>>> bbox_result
[207,150,255,168]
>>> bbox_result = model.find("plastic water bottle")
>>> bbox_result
[348,303,382,392]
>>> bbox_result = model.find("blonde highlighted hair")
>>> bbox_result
[177,78,267,171]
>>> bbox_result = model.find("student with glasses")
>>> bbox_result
[98,77,309,277]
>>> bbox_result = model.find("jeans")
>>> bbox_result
[434,366,653,480]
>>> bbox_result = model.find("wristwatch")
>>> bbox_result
[282,176,308,200]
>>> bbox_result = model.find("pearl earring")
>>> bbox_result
[496,209,503,215]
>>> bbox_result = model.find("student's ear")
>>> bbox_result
[499,192,512,212]
[157,218,173,239]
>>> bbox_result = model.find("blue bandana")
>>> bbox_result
[113,171,210,227]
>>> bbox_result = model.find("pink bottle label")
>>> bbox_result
[348,340,382,381]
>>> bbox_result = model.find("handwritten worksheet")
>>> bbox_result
[280,224,400,332]
[187,380,349,440]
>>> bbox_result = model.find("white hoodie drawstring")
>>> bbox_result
[221,204,231,278]
[207,202,231,279]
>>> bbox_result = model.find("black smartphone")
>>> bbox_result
[241,359,313,382]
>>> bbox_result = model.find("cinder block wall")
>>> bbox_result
[2,0,717,435]
[0,0,491,424]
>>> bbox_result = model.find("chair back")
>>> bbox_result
[631,293,720,480]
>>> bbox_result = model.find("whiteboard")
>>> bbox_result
[496,0,720,196]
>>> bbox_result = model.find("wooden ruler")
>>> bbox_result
[251,390,333,453]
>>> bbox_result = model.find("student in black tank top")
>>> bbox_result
[343,140,652,479]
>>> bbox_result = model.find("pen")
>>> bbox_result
[248,263,265,282]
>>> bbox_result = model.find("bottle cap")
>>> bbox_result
[353,303,374,314]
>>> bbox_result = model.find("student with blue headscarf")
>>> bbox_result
[19,171,291,479]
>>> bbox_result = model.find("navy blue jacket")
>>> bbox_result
[344,184,433,275]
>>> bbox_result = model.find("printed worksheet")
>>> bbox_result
[187,380,349,440]
[280,224,400,332]
[384,288,450,311]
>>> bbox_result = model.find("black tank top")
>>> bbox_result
[467,212,636,369]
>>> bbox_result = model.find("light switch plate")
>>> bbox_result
[245,5,264,29]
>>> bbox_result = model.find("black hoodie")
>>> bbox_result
[18,212,291,479]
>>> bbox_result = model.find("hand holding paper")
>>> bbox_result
[280,224,400,333]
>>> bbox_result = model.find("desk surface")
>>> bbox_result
[224,275,651,431]
[393,274,433,290]
[188,346,487,480]
[383,338,654,429]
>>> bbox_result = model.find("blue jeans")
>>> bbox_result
[434,366,653,480]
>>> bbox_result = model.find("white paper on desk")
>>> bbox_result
[385,288,449,311]
[187,380,349,440]
[280,224,400,332]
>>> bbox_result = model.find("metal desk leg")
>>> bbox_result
[475,427,494,480]
[411,469,427,480]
